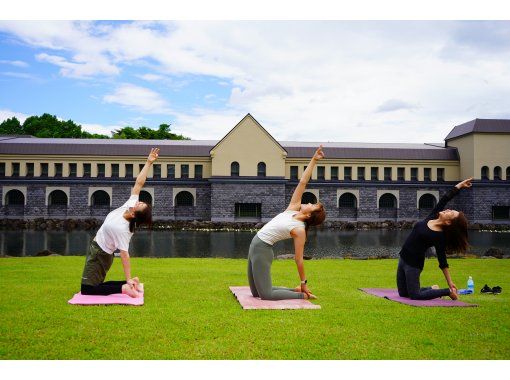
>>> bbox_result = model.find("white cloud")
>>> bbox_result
[79,123,120,137]
[1,21,510,142]
[0,109,30,124]
[103,83,172,114]
[0,59,29,67]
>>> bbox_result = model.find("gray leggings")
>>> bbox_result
[247,235,304,300]
[396,257,450,300]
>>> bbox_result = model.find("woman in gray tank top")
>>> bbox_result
[247,146,326,300]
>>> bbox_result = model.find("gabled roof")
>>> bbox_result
[445,119,510,141]
[209,113,287,155]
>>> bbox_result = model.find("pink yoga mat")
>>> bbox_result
[359,288,477,307]
[68,292,144,306]
[230,286,321,310]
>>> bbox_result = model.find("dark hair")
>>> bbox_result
[443,211,469,254]
[304,202,326,237]
[129,203,153,233]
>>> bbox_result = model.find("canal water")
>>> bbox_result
[1,229,509,258]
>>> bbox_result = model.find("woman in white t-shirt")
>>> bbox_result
[247,145,326,300]
[80,148,159,298]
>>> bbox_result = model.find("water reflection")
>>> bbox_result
[0,229,509,258]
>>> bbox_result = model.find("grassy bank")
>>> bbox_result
[0,257,509,359]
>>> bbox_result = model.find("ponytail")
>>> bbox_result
[129,204,153,233]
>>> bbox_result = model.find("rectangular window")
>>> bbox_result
[290,166,298,180]
[317,166,325,180]
[41,163,49,177]
[195,164,203,179]
[493,206,510,220]
[12,162,20,176]
[69,163,77,177]
[384,167,392,181]
[397,167,405,181]
[26,163,34,177]
[111,164,119,178]
[371,167,379,181]
[437,168,445,182]
[424,168,431,181]
[181,164,189,179]
[344,167,352,181]
[357,167,365,181]
[83,163,91,177]
[167,164,175,179]
[55,163,63,177]
[0,163,5,176]
[139,164,145,174]
[331,166,339,181]
[125,164,133,178]
[235,203,261,218]
[153,164,161,178]
[97,164,105,178]
[411,167,418,181]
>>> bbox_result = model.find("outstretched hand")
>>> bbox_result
[313,145,324,161]
[455,177,473,190]
[147,148,160,164]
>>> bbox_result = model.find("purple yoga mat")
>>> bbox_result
[230,286,321,310]
[359,288,477,307]
[68,292,144,306]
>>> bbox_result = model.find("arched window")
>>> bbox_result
[5,189,24,205]
[338,193,357,208]
[91,190,110,206]
[175,191,194,207]
[481,166,489,180]
[257,162,266,177]
[139,190,153,206]
[494,166,502,180]
[379,193,397,208]
[507,167,510,181]
[48,190,68,206]
[231,161,240,177]
[418,194,437,210]
[301,192,317,204]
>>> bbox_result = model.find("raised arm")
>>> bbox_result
[287,145,324,211]
[132,148,160,195]
[427,177,473,219]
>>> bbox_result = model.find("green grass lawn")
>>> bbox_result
[0,257,509,359]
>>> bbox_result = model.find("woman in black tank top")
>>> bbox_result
[397,177,472,300]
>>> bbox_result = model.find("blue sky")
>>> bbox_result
[1,20,510,142]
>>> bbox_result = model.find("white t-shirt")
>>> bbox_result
[256,210,306,245]
[94,194,138,254]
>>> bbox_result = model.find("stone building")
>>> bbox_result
[1,114,509,224]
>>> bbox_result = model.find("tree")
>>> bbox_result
[112,123,190,140]
[0,117,22,135]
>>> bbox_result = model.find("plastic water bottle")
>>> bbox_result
[467,276,474,293]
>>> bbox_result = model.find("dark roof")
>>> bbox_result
[281,142,458,160]
[0,137,216,157]
[445,119,510,140]
[0,137,458,161]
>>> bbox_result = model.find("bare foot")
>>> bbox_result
[303,292,318,300]
[431,285,439,290]
[122,284,139,298]
[448,288,458,300]
[294,286,301,292]
[131,277,140,285]
[136,283,144,293]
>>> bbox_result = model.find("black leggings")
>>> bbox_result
[396,257,450,300]
[81,281,126,296]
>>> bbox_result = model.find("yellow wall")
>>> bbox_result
[0,156,211,179]
[210,114,286,176]
[285,159,460,181]
[448,133,510,179]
